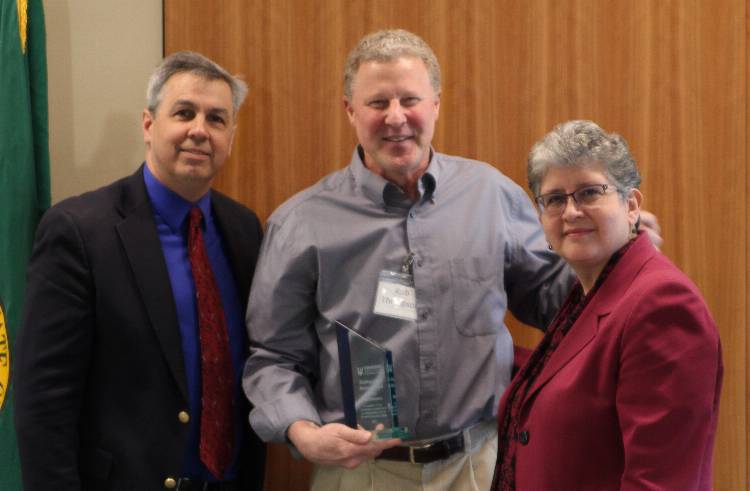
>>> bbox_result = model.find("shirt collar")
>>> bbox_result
[143,163,212,233]
[350,146,439,207]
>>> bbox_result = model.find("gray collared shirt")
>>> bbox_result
[243,148,571,442]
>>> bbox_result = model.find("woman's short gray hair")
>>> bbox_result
[527,120,641,197]
[343,29,441,99]
[146,51,248,117]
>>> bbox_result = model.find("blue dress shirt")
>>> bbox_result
[144,165,246,481]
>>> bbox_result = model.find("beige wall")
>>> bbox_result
[44,0,163,203]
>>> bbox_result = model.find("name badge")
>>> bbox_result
[373,271,417,321]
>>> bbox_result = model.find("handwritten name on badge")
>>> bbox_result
[374,280,418,321]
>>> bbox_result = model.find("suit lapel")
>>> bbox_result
[211,192,261,311]
[213,196,247,298]
[115,167,189,401]
[523,307,600,403]
[522,233,658,406]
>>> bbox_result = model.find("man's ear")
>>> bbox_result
[343,97,355,125]
[142,109,154,145]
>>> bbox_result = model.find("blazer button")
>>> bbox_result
[178,411,190,424]
[164,477,177,489]
[519,430,530,445]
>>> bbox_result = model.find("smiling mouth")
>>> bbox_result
[564,229,593,236]
[181,148,210,157]
[383,135,413,142]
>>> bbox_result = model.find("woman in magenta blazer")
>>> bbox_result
[492,120,723,491]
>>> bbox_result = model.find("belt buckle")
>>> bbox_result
[408,441,434,465]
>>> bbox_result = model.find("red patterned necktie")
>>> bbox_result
[187,207,234,479]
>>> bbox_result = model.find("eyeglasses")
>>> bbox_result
[535,184,614,215]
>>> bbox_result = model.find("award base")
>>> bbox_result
[373,426,411,440]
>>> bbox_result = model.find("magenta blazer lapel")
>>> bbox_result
[522,233,659,405]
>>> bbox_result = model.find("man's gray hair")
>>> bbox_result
[146,51,248,116]
[343,29,441,99]
[527,120,641,197]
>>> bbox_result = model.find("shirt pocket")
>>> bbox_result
[449,256,505,336]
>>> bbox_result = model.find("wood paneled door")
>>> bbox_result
[165,1,747,489]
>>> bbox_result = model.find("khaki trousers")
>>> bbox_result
[310,422,497,491]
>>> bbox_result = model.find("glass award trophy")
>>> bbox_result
[335,320,410,440]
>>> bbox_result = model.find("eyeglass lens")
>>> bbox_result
[537,184,609,213]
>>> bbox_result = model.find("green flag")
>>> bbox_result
[0,0,50,488]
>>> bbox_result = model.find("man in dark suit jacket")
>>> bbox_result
[14,52,265,490]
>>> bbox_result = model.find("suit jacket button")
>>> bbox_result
[519,430,530,445]
[178,411,190,424]
[164,477,177,488]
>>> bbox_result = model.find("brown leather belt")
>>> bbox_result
[377,432,465,464]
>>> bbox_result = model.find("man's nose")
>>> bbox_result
[384,101,406,126]
[188,116,208,139]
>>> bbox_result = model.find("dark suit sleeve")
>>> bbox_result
[14,206,94,491]
[616,278,722,490]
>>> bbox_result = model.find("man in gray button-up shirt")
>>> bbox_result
[244,29,571,490]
